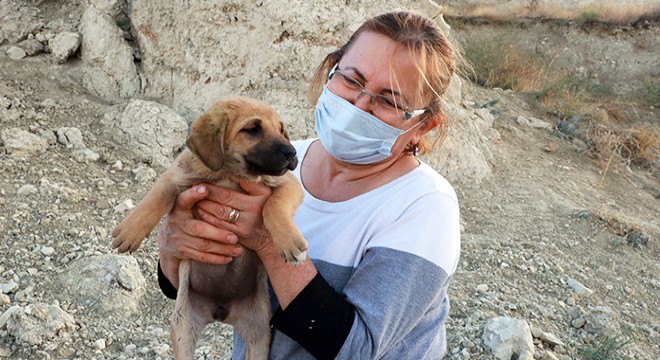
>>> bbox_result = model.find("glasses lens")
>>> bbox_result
[330,68,414,121]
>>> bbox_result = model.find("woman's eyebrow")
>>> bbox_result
[344,66,409,102]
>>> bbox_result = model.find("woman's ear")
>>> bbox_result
[418,115,440,134]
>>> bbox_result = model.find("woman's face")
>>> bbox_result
[333,31,434,156]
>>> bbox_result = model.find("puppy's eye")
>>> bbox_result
[241,123,262,137]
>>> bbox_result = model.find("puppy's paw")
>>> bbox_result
[111,219,150,254]
[278,245,308,266]
[271,228,308,265]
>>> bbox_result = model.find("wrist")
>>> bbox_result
[254,237,280,260]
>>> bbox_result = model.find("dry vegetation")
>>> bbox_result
[444,1,660,26]
[459,15,659,175]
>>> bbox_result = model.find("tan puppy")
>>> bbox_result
[111,96,307,360]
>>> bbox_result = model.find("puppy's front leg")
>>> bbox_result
[263,172,307,265]
[111,166,181,253]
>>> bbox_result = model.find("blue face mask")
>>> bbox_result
[315,86,421,165]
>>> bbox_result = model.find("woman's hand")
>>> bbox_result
[195,180,275,254]
[157,184,244,285]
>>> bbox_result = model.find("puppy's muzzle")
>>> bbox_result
[245,142,298,176]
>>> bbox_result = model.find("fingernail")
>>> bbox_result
[197,185,206,193]
[226,234,238,244]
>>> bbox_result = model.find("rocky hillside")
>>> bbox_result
[1,1,658,359]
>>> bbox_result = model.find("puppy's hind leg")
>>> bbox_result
[171,260,208,360]
[232,270,272,360]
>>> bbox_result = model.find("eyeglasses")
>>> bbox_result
[328,64,426,121]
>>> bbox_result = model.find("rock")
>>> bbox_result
[80,4,140,100]
[49,31,81,63]
[1,128,49,158]
[56,127,85,148]
[57,254,146,317]
[111,160,124,171]
[426,85,500,185]
[583,306,620,337]
[476,283,490,293]
[132,164,157,183]
[0,2,44,44]
[483,316,535,360]
[540,351,560,360]
[114,199,135,213]
[40,246,55,256]
[571,317,587,328]
[17,38,44,56]
[0,305,20,329]
[567,305,584,319]
[4,303,76,345]
[539,331,565,347]
[72,148,101,162]
[6,46,26,60]
[103,99,188,168]
[517,116,552,129]
[94,338,107,350]
[566,277,593,297]
[17,184,38,196]
[0,282,18,294]
[0,293,10,305]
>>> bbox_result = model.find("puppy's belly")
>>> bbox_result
[189,248,261,302]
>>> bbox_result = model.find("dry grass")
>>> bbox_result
[457,4,659,176]
[463,41,659,173]
[444,2,660,25]
[462,39,554,93]
[587,124,660,172]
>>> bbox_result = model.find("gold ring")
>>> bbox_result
[226,208,240,223]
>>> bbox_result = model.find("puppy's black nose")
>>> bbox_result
[280,144,298,170]
[280,144,296,159]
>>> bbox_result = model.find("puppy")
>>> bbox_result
[111,96,308,360]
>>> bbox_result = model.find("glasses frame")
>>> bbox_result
[328,64,426,121]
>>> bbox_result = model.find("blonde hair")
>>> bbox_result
[309,11,457,155]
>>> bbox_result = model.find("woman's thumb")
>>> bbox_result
[176,184,209,209]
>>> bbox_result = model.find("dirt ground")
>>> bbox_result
[1,6,659,360]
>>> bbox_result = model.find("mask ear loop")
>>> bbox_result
[403,119,424,156]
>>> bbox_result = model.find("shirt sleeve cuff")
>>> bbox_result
[157,259,178,300]
[270,272,355,360]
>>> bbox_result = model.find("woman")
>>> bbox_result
[157,10,461,359]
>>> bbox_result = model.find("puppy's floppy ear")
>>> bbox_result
[186,109,228,171]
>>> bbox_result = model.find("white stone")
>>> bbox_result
[567,278,594,297]
[111,160,124,171]
[56,127,85,148]
[483,316,535,360]
[476,284,490,293]
[17,185,38,196]
[40,246,55,256]
[49,31,81,63]
[1,128,49,158]
[7,46,26,60]
[0,282,18,294]
[114,199,135,213]
[94,338,106,350]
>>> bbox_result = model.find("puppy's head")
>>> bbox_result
[186,96,297,176]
